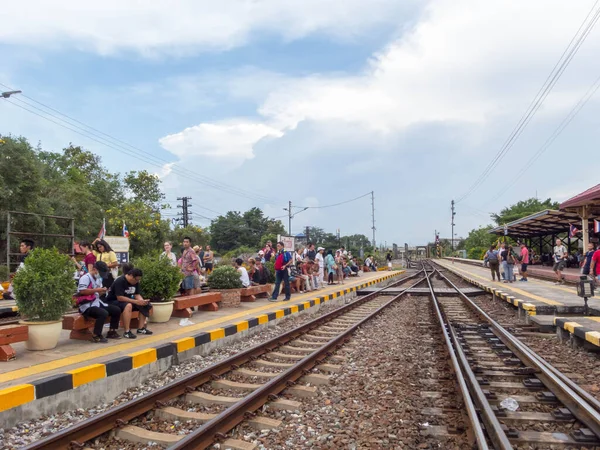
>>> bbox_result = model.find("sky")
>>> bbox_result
[1,0,600,247]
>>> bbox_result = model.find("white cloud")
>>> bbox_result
[159,120,283,160]
[0,0,416,56]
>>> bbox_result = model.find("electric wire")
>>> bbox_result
[456,1,600,203]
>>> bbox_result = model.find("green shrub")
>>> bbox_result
[12,248,76,322]
[0,265,9,281]
[208,265,243,290]
[264,261,275,283]
[134,255,183,302]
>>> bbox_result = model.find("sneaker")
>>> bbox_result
[560,280,566,285]
[137,327,153,335]
[269,298,279,302]
[106,330,121,339]
[554,281,561,285]
[123,330,137,339]
[91,335,108,343]
[284,297,291,301]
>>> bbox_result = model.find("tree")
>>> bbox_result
[124,170,164,211]
[210,209,285,252]
[463,226,497,259]
[492,198,559,226]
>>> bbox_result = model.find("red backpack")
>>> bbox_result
[74,275,96,306]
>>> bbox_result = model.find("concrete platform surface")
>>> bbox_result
[0,270,401,388]
[436,260,600,316]
[446,257,583,284]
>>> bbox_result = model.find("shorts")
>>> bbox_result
[553,260,566,271]
[182,275,195,290]
[193,273,201,289]
[108,300,152,317]
[521,263,528,272]
[204,263,214,273]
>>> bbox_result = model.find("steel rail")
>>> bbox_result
[436,261,600,415]
[433,264,600,440]
[424,270,493,449]
[21,270,425,450]
[171,272,427,450]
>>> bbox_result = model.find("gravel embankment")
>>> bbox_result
[229,297,472,449]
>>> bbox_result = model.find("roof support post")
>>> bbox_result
[580,205,589,246]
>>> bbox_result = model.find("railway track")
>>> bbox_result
[426,261,600,449]
[21,269,427,450]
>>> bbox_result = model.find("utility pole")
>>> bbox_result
[305,226,310,244]
[177,197,192,227]
[371,191,376,248]
[288,200,292,235]
[283,201,308,236]
[451,200,456,251]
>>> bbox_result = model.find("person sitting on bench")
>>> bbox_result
[105,268,153,339]
[75,261,122,343]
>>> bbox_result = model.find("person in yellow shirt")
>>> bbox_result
[93,239,119,281]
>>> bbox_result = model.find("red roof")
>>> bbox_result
[560,183,600,209]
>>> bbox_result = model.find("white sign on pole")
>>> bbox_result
[277,235,296,252]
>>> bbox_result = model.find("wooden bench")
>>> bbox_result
[62,312,140,340]
[172,292,222,318]
[0,325,28,361]
[240,285,271,302]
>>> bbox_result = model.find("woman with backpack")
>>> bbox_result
[501,245,517,283]
[485,245,500,281]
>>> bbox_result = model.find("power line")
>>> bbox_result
[300,192,372,209]
[486,71,600,204]
[0,85,284,205]
[456,1,600,204]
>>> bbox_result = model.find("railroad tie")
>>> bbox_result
[211,379,262,393]
[186,391,240,407]
[254,359,294,369]
[234,368,279,379]
[154,406,215,423]
[116,425,183,446]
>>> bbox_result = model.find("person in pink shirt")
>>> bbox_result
[519,242,529,282]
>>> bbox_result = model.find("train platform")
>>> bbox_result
[436,259,600,316]
[554,316,600,351]
[0,270,403,421]
[446,257,583,284]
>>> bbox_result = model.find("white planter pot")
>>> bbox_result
[149,301,174,323]
[19,320,63,351]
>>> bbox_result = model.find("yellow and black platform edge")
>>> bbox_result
[0,305,19,315]
[439,264,538,315]
[0,271,403,413]
[553,317,600,348]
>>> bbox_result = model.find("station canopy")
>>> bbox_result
[489,209,583,238]
[560,183,600,211]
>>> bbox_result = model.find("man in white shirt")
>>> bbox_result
[315,247,325,288]
[553,238,568,285]
[234,258,251,288]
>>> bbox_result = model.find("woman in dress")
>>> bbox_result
[325,250,336,285]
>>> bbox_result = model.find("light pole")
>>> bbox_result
[1,90,22,99]
[283,201,308,235]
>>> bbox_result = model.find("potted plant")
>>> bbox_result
[135,255,183,323]
[207,266,243,307]
[12,248,75,350]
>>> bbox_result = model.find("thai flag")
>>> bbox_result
[569,223,579,238]
[122,222,130,238]
[97,218,106,240]
[594,219,600,234]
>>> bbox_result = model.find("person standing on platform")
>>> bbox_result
[581,242,596,278]
[306,243,316,261]
[73,241,96,276]
[485,245,500,281]
[93,239,119,282]
[181,237,199,295]
[160,241,177,266]
[589,245,600,284]
[326,250,336,285]
[386,251,393,270]
[203,245,214,274]
[553,239,568,285]
[270,242,292,302]
[519,242,529,282]
[316,247,325,286]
